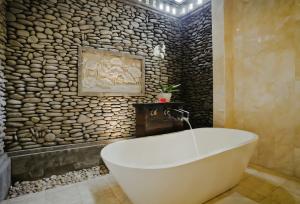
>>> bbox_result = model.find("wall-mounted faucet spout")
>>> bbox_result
[169,109,190,122]
[169,108,197,156]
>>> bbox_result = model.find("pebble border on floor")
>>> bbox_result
[7,165,109,199]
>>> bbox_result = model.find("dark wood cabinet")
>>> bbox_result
[133,103,185,137]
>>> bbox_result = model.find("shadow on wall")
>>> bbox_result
[181,2,213,128]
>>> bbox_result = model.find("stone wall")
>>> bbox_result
[180,2,213,128]
[0,1,11,201]
[0,0,6,155]
[4,0,182,151]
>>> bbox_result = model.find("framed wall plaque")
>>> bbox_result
[78,47,145,96]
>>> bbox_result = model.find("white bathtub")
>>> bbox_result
[101,128,258,204]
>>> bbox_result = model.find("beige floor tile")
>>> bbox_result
[45,184,81,204]
[204,190,237,204]
[78,176,120,204]
[213,192,258,204]
[236,174,277,201]
[259,187,300,204]
[281,180,300,197]
[121,198,133,204]
[7,191,46,204]
[105,174,132,204]
[234,185,267,202]
[242,172,252,180]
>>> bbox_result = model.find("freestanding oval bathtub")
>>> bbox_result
[101,128,258,204]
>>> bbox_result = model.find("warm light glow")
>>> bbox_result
[136,0,197,16]
[165,5,170,12]
[159,3,164,10]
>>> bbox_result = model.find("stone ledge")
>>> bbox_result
[7,139,125,157]
[9,139,126,182]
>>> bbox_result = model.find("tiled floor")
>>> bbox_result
[2,165,300,204]
[207,165,300,204]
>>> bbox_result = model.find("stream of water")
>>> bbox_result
[182,118,200,157]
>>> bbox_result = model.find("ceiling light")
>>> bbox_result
[197,0,203,4]
[153,0,156,7]
[174,0,184,3]
[181,7,186,14]
[165,5,170,12]
[189,3,193,10]
[159,3,164,10]
[172,7,176,15]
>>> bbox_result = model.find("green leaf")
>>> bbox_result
[159,83,181,93]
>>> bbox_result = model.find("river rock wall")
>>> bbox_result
[4,0,182,151]
[3,0,213,151]
[181,2,213,128]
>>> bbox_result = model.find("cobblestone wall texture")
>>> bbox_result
[181,2,213,128]
[3,0,212,151]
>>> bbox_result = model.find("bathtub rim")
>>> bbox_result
[101,128,258,170]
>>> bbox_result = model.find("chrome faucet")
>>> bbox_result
[169,109,190,122]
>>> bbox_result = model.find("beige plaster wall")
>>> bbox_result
[212,0,300,177]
